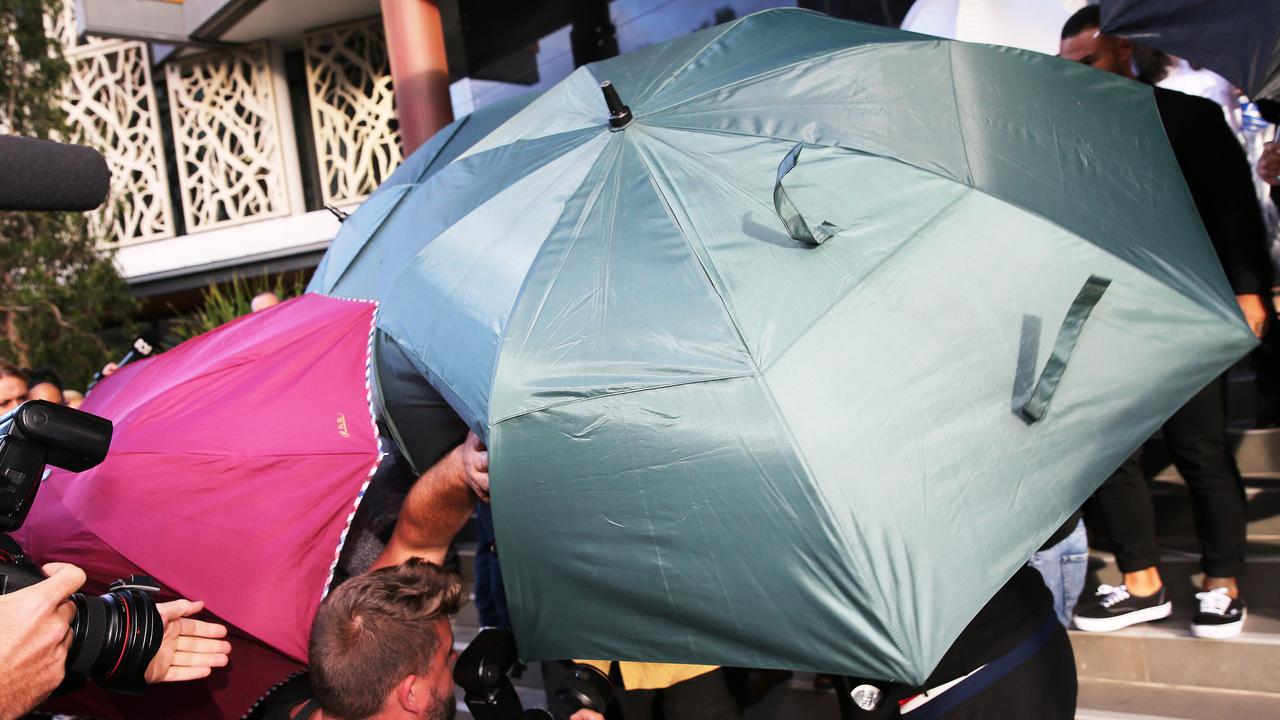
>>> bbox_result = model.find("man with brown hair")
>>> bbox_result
[256,432,489,720]
[307,559,465,720]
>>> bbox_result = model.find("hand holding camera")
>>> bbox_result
[0,398,231,715]
[0,562,84,719]
[147,599,230,684]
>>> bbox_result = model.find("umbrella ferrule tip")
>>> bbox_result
[600,80,633,129]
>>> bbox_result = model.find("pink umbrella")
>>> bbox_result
[13,293,382,717]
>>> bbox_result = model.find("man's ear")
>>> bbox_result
[1114,37,1135,65]
[395,674,421,714]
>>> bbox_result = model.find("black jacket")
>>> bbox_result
[1154,87,1273,296]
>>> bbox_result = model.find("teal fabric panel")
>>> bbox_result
[491,373,913,681]
[649,23,1239,324]
[621,8,924,114]
[326,128,604,301]
[316,183,414,294]
[648,38,971,183]
[944,42,1241,323]
[767,190,1252,677]
[376,92,538,192]
[379,132,611,431]
[633,125,968,368]
[492,135,756,424]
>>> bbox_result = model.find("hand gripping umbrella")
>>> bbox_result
[316,8,1256,682]
[12,294,382,717]
[1101,0,1280,104]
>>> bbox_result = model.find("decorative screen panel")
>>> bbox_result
[166,43,291,232]
[304,18,402,206]
[64,40,176,243]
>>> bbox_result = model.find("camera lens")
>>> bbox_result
[67,587,162,691]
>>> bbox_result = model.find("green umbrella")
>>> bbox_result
[315,8,1255,682]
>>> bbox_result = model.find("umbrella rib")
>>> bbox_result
[643,13,748,105]
[489,371,756,425]
[944,42,976,186]
[642,121,1241,329]
[629,143,913,669]
[631,142,758,365]
[323,116,471,291]
[327,125,600,294]
[638,40,933,119]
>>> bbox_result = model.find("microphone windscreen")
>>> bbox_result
[0,135,110,212]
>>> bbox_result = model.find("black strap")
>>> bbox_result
[905,613,1059,719]
[773,143,840,246]
[1019,275,1111,423]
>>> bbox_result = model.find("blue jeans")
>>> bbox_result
[475,503,512,628]
[1029,519,1088,626]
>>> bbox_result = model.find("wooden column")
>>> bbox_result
[381,0,453,155]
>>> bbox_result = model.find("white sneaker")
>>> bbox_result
[1189,587,1246,639]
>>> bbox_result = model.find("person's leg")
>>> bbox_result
[1085,450,1164,592]
[657,669,741,720]
[1075,454,1170,631]
[474,505,504,627]
[1161,374,1249,637]
[1058,519,1089,622]
[1027,518,1089,626]
[1161,374,1248,589]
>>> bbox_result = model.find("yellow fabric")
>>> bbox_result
[573,660,719,691]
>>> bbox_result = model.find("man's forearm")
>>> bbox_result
[372,446,477,569]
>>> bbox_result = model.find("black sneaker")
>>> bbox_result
[1190,587,1246,639]
[1073,584,1173,632]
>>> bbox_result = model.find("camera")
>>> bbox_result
[455,628,619,720]
[0,400,111,530]
[0,537,162,692]
[0,399,165,693]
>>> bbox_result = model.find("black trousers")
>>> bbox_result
[1088,374,1248,578]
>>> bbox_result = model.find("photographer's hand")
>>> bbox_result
[0,563,84,720]
[570,711,606,720]
[144,599,230,683]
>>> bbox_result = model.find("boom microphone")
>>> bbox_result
[0,135,110,212]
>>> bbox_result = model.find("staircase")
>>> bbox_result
[1072,430,1280,719]
[451,378,1280,719]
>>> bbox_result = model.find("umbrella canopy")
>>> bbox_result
[314,8,1255,682]
[13,294,381,714]
[310,93,536,474]
[901,0,1086,55]
[1101,0,1280,103]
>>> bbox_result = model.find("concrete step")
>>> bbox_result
[1077,677,1280,720]
[1070,603,1280,695]
[1085,544,1280,609]
[1147,479,1280,540]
